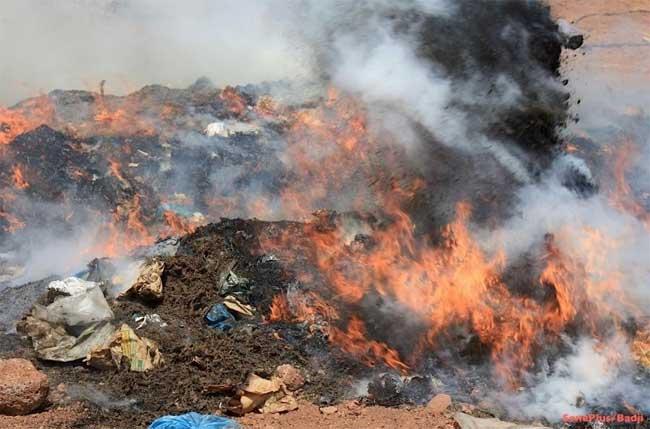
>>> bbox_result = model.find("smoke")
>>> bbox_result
[501,335,649,420]
[0,0,307,105]
[2,0,649,421]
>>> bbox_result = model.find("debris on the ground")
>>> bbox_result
[48,277,97,296]
[120,260,165,302]
[319,406,338,415]
[427,393,452,414]
[0,358,49,415]
[368,373,403,406]
[226,373,297,416]
[223,296,255,317]
[205,304,236,331]
[134,313,168,330]
[204,121,261,138]
[274,364,305,391]
[17,280,116,362]
[367,373,435,406]
[219,270,252,297]
[19,318,115,362]
[43,277,114,326]
[85,324,162,372]
[149,412,240,429]
[454,413,550,429]
[136,237,180,258]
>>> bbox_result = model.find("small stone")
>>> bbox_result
[344,400,361,410]
[0,358,49,415]
[320,406,338,415]
[48,383,68,404]
[427,393,452,414]
[275,364,305,391]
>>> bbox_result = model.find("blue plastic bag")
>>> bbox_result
[204,303,235,331]
[149,412,239,429]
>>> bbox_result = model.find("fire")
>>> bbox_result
[220,86,247,116]
[0,96,54,145]
[259,88,644,387]
[11,165,29,190]
[108,159,128,185]
[609,139,650,227]
[0,210,25,233]
[163,210,199,236]
[264,200,641,385]
[276,90,373,219]
[0,82,644,389]
[330,317,410,373]
[95,106,128,124]
[91,99,156,137]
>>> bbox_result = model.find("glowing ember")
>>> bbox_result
[220,86,247,116]
[11,165,29,190]
[0,96,54,145]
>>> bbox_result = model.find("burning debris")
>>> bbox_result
[0,0,649,428]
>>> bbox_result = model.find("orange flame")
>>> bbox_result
[259,88,644,386]
[11,165,29,190]
[220,86,247,116]
[0,96,54,145]
[163,210,199,236]
[609,138,650,227]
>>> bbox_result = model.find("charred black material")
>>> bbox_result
[418,0,566,156]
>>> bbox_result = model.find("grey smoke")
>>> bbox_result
[0,0,307,105]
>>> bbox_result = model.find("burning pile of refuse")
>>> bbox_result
[0,0,649,427]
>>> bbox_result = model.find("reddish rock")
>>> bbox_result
[427,393,452,414]
[275,364,305,391]
[0,359,49,415]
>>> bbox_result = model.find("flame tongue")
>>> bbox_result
[0,83,646,393]
[263,200,642,387]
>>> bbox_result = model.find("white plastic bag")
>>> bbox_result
[40,277,113,327]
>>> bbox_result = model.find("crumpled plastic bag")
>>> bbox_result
[17,277,116,362]
[149,412,239,429]
[39,281,114,327]
[226,373,298,415]
[121,260,165,302]
[49,277,97,296]
[86,324,163,372]
[217,266,252,299]
[204,121,261,138]
[454,413,550,429]
[18,318,115,362]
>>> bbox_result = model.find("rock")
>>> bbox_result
[368,372,403,406]
[275,364,305,391]
[320,406,338,415]
[0,358,49,415]
[557,19,584,50]
[427,393,452,414]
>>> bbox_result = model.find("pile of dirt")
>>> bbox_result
[1,217,381,428]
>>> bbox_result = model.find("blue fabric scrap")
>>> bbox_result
[204,303,235,331]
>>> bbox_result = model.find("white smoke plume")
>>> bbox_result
[0,0,307,105]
